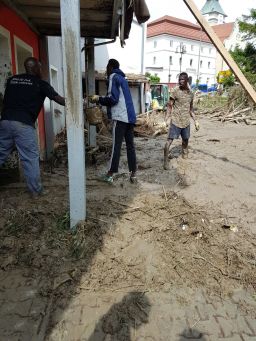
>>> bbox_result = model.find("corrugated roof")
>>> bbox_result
[201,0,227,17]
[212,22,234,42]
[1,0,123,39]
[147,16,211,43]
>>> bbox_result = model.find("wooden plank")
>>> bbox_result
[60,0,86,227]
[17,0,112,10]
[111,0,122,38]
[21,6,112,21]
[183,0,256,104]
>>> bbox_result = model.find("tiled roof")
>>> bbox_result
[212,22,234,42]
[147,16,211,43]
[201,0,227,16]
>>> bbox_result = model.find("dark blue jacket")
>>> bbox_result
[99,69,136,124]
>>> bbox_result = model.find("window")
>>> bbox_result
[208,62,211,69]
[154,41,157,48]
[50,66,62,133]
[200,60,203,68]
[179,57,182,65]
[206,77,209,84]
[201,46,204,53]
[190,59,193,67]
[191,45,194,51]
[153,56,156,65]
[169,56,173,65]
[170,40,173,47]
[209,48,212,54]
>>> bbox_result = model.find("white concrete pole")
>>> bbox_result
[60,0,86,227]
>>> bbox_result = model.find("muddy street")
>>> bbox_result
[0,115,256,341]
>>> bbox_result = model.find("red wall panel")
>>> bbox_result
[0,3,46,156]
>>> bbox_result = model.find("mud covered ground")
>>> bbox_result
[0,115,256,340]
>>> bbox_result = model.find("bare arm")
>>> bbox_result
[53,95,65,106]
[165,98,174,125]
[190,99,200,130]
[189,99,196,122]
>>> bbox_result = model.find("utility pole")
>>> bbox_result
[196,28,202,84]
[176,42,186,74]
[168,63,171,83]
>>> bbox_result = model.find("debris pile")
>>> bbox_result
[198,85,256,125]
[1,191,256,298]
[134,111,168,137]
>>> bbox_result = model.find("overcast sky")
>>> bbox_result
[146,0,255,23]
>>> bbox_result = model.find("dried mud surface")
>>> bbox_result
[0,115,256,340]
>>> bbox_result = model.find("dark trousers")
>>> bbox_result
[109,120,136,173]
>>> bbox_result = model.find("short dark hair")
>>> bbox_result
[108,58,120,69]
[179,72,188,79]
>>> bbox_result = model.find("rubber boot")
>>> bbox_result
[182,147,188,159]
[164,147,170,170]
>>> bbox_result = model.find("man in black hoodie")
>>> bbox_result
[0,57,65,196]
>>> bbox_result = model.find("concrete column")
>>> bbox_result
[60,0,86,227]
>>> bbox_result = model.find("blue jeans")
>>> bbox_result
[0,120,42,193]
[168,123,190,140]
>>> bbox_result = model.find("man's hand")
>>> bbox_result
[88,95,99,104]
[195,121,200,131]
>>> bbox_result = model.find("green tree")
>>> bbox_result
[231,9,256,85]
[145,72,160,84]
[221,73,235,88]
[238,9,256,40]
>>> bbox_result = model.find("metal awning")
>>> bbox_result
[2,0,123,38]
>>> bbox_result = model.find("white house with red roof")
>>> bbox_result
[146,16,217,86]
[213,22,246,74]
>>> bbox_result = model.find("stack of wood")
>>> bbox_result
[198,85,256,125]
[209,106,256,125]
[134,111,168,137]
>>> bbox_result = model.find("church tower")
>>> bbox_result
[201,0,227,25]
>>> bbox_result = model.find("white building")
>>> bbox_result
[212,21,246,74]
[94,20,146,74]
[146,16,217,86]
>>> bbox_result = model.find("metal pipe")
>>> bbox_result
[81,38,116,52]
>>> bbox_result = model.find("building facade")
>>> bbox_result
[213,21,247,74]
[95,20,146,75]
[146,16,217,86]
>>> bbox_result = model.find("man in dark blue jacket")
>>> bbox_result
[89,59,137,183]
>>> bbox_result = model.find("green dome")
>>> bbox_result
[201,0,227,17]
